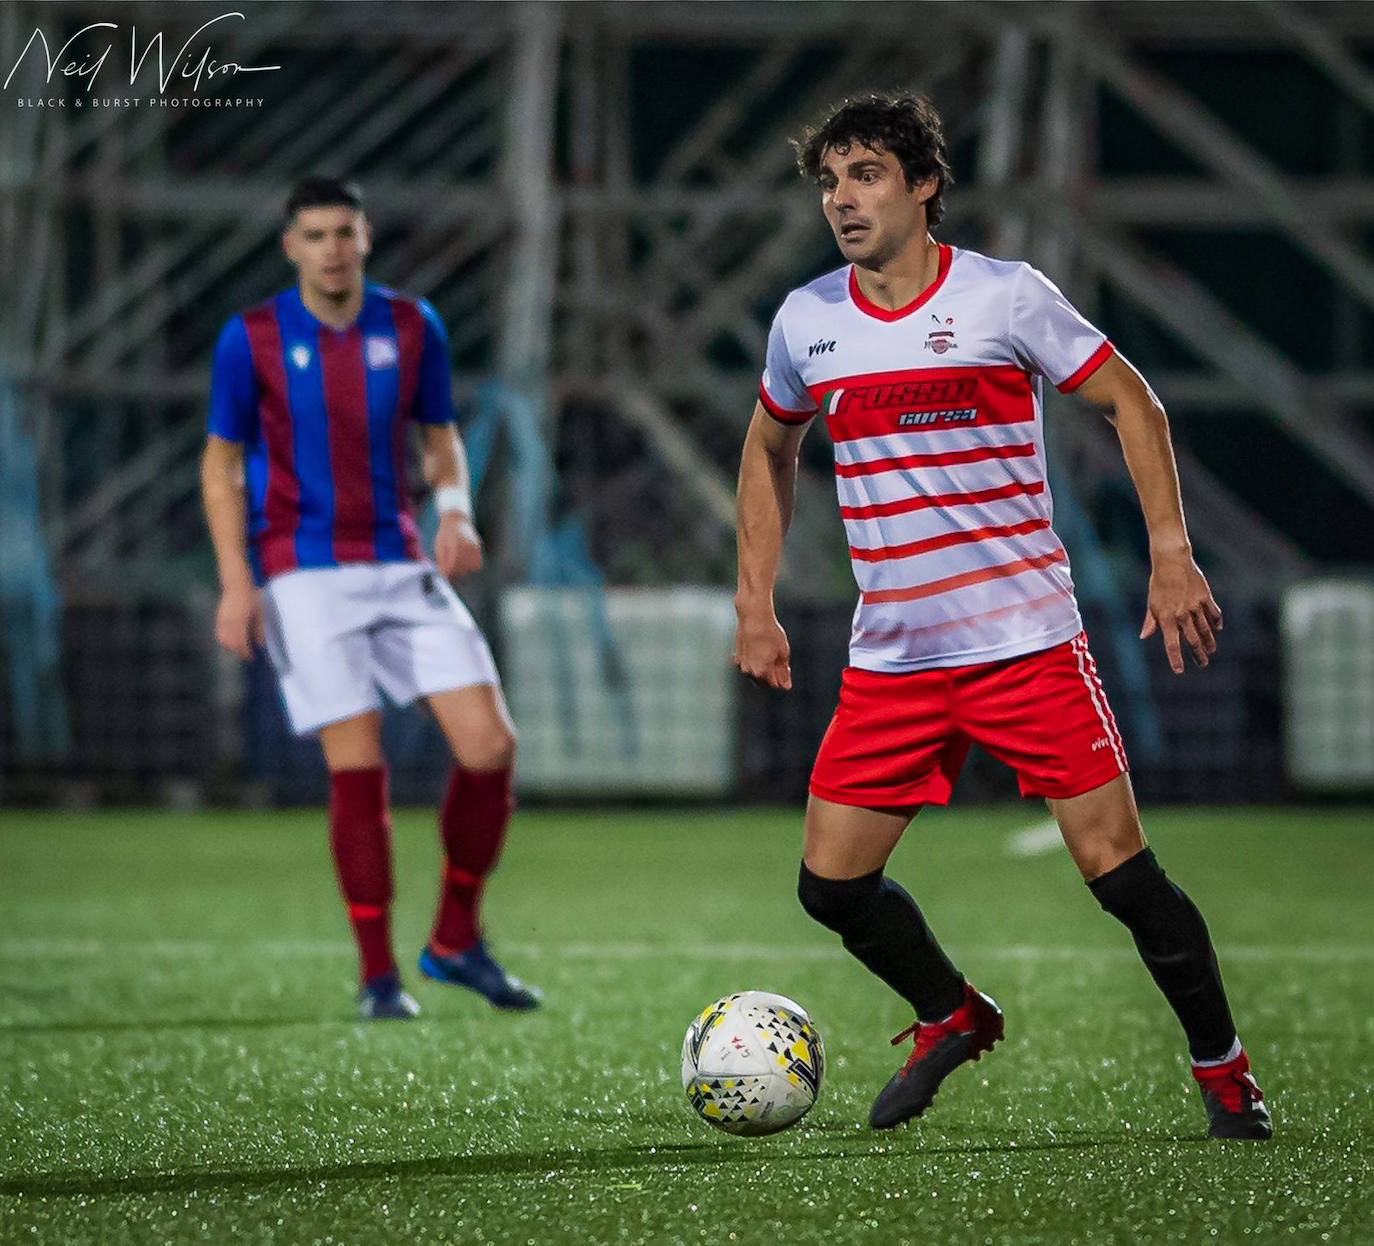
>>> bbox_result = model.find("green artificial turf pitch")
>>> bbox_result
[2,805,1372,1245]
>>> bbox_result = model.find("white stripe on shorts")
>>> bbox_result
[1072,634,1127,772]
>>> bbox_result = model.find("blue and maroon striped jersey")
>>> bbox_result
[208,282,454,582]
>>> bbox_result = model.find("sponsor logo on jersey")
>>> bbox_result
[897,408,977,426]
[364,335,398,370]
[1091,736,1112,751]
[808,338,837,357]
[829,376,977,415]
[290,343,311,370]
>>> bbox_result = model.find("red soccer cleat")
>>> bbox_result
[869,982,1005,1129]
[1192,1048,1273,1140]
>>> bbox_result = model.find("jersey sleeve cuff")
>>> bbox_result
[1056,340,1115,393]
[758,383,815,425]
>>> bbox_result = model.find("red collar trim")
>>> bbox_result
[848,244,953,322]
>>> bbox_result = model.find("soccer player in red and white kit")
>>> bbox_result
[734,96,1270,1139]
[201,177,539,1019]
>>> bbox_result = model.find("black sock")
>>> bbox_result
[1088,848,1237,1061]
[798,862,965,1022]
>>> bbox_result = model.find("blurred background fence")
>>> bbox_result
[1,0,1371,806]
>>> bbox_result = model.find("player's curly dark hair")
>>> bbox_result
[793,93,953,228]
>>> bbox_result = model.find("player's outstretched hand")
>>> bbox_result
[215,584,264,661]
[733,610,793,691]
[435,514,484,580]
[1140,549,1222,674]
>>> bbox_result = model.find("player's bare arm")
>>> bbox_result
[734,401,809,691]
[423,422,483,581]
[1074,353,1221,674]
[199,433,263,661]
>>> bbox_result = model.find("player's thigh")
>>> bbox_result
[262,567,382,737]
[803,796,917,880]
[1048,773,1145,881]
[318,711,385,772]
[427,683,517,773]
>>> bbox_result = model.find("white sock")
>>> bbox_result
[1191,1036,1242,1068]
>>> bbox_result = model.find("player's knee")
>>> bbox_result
[1075,824,1148,886]
[454,724,517,773]
[797,861,882,936]
[1088,846,1212,959]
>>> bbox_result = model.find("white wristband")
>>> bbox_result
[433,485,472,517]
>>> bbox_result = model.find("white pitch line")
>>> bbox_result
[1007,818,1063,857]
[528,943,1374,964]
[2,940,1373,963]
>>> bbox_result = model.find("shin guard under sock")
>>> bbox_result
[798,862,965,1022]
[432,765,514,953]
[328,767,396,984]
[1088,847,1237,1061]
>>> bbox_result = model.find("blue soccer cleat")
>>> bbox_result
[418,939,542,1011]
[358,970,421,1020]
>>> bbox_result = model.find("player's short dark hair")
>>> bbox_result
[793,93,953,228]
[285,176,364,222]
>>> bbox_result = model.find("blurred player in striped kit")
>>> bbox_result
[201,177,539,1019]
[733,95,1270,1140]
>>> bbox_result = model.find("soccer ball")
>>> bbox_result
[680,990,825,1136]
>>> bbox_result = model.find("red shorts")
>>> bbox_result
[809,632,1128,808]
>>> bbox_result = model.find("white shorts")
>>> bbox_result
[261,562,499,736]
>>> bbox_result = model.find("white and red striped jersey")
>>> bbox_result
[759,243,1114,673]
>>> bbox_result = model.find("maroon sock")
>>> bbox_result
[328,767,396,984]
[431,766,514,954]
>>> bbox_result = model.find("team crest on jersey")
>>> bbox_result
[924,314,957,355]
[290,344,312,370]
[364,335,399,370]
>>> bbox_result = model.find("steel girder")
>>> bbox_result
[3,1,1370,591]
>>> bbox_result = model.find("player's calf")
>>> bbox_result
[329,766,399,990]
[1088,847,1238,1060]
[1088,847,1272,1139]
[797,862,966,1022]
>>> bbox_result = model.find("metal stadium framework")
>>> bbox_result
[3,0,1373,598]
